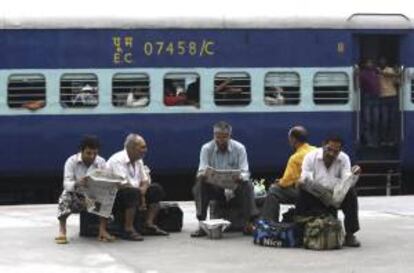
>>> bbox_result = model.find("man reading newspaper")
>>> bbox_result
[82,169,126,218]
[191,121,258,237]
[55,136,116,244]
[296,135,362,247]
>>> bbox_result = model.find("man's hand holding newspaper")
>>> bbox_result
[202,166,241,190]
[299,165,361,208]
[81,169,127,218]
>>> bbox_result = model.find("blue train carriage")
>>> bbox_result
[0,2,413,202]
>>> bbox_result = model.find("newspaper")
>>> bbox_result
[204,166,240,190]
[82,169,126,218]
[302,174,359,208]
[331,174,358,208]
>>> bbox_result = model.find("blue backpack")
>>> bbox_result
[253,220,299,247]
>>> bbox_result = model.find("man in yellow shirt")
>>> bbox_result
[260,126,316,222]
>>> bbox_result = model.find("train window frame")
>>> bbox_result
[313,72,350,105]
[163,72,200,108]
[7,74,46,110]
[214,72,251,106]
[411,75,414,103]
[264,72,300,106]
[60,73,99,108]
[112,73,150,107]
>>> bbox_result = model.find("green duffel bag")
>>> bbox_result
[302,215,344,250]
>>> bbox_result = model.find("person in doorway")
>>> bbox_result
[378,57,400,146]
[359,59,381,147]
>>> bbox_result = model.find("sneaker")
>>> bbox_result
[344,234,361,247]
[190,228,206,238]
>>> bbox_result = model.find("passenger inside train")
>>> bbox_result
[125,88,149,107]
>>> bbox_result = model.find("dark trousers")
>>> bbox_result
[113,183,165,214]
[192,177,257,222]
[113,183,165,230]
[261,184,298,222]
[296,187,360,234]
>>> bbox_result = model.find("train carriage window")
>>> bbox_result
[60,73,98,108]
[411,76,414,103]
[7,74,46,110]
[112,73,150,107]
[264,72,300,105]
[214,72,251,106]
[164,73,200,108]
[313,72,349,104]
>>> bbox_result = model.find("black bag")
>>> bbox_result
[79,211,100,237]
[155,202,183,232]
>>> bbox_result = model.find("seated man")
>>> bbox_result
[265,86,285,106]
[72,84,98,106]
[55,135,113,244]
[296,135,362,247]
[107,133,168,241]
[164,84,187,106]
[125,88,149,107]
[260,126,316,222]
[191,121,258,237]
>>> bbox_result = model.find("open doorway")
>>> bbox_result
[355,34,402,160]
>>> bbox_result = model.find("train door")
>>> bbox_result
[354,34,404,160]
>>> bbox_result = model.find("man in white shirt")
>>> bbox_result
[296,135,362,247]
[55,136,113,244]
[107,133,167,241]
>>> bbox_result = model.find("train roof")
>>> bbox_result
[1,0,413,30]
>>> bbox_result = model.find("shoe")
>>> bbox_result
[344,234,361,247]
[54,235,68,244]
[142,225,169,236]
[122,230,144,241]
[190,228,206,238]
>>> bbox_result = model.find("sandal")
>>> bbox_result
[54,235,68,244]
[97,234,116,242]
[122,230,144,241]
[143,225,169,236]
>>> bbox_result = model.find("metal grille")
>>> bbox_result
[264,72,300,105]
[60,73,98,108]
[7,74,46,109]
[214,72,251,106]
[164,73,200,107]
[411,78,414,103]
[313,72,349,104]
[112,73,150,107]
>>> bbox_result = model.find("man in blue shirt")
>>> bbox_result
[191,121,257,237]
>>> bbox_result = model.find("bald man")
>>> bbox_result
[107,134,168,241]
[260,126,316,222]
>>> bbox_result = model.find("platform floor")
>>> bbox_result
[1,196,414,273]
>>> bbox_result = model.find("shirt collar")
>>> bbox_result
[315,147,343,164]
[76,153,83,163]
[296,142,309,153]
[76,152,98,167]
[120,149,133,165]
[315,148,324,160]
